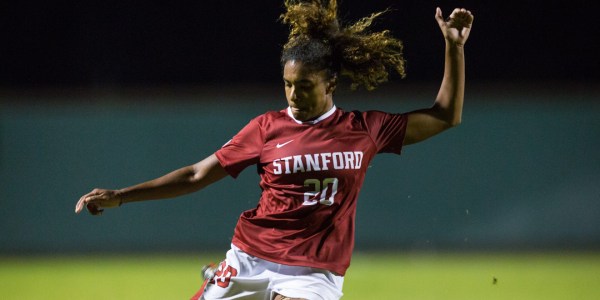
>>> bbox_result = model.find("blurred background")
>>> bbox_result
[1,0,599,256]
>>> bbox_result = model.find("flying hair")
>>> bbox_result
[280,0,406,91]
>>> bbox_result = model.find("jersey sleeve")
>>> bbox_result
[363,110,408,154]
[215,118,264,178]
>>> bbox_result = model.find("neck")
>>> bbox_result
[288,104,337,125]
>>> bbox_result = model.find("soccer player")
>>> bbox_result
[75,1,474,299]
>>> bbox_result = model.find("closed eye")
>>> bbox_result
[283,79,314,89]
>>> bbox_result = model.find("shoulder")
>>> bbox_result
[248,109,290,133]
[336,108,392,118]
[336,109,407,135]
[336,109,393,125]
[359,110,407,125]
[253,109,288,124]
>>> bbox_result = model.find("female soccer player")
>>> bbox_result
[75,1,474,299]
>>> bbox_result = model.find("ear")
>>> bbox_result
[326,74,338,94]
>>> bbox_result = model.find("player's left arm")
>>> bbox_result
[403,8,474,145]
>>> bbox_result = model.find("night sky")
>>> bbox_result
[2,1,598,88]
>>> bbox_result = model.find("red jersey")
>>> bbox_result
[215,106,407,275]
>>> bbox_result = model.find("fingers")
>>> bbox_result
[438,8,474,25]
[434,7,445,27]
[75,190,95,214]
[436,7,474,43]
[75,189,108,215]
[448,8,474,28]
[86,203,104,216]
[454,9,474,39]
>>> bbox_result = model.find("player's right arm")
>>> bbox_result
[75,154,228,215]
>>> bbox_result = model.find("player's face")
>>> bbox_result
[283,60,335,122]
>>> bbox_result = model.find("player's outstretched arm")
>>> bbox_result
[74,154,228,215]
[403,8,474,145]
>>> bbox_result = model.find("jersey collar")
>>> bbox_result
[287,105,337,125]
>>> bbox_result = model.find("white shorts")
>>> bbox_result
[197,245,344,300]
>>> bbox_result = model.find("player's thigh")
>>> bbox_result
[272,293,306,300]
[269,265,343,300]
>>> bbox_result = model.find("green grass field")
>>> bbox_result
[1,252,599,299]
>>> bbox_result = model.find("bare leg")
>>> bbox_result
[273,293,307,300]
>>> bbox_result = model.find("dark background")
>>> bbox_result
[2,1,599,88]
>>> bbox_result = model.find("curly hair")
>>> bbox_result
[280,0,406,91]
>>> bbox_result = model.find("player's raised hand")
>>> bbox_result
[435,7,474,46]
[75,188,122,215]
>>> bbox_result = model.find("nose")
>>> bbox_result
[288,86,297,101]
